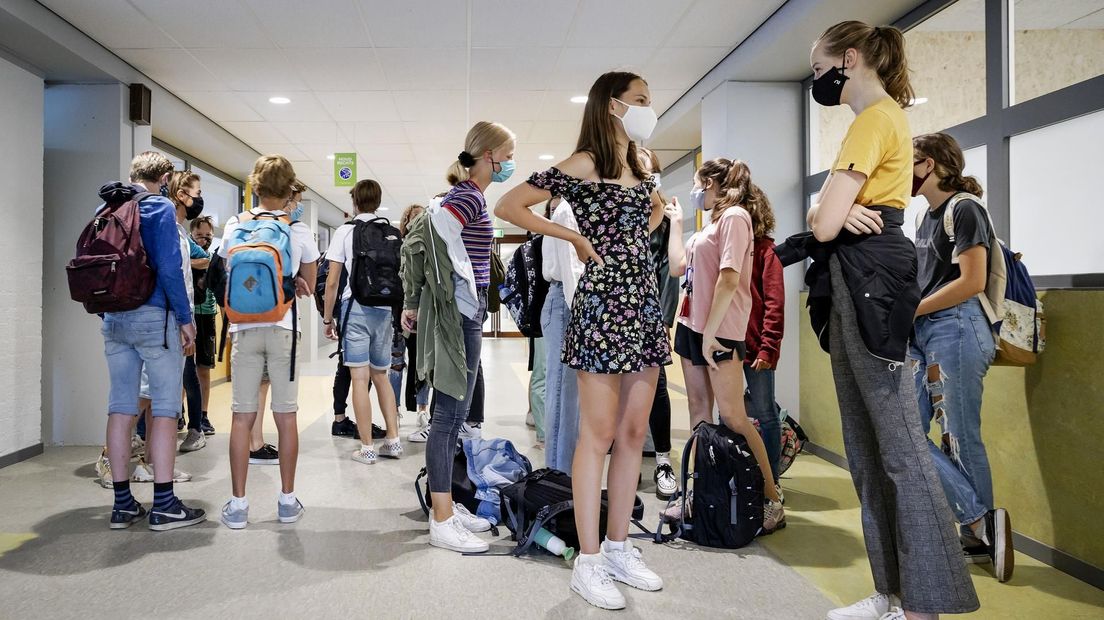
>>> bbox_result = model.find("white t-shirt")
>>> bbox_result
[541,200,585,305]
[324,213,389,307]
[218,209,320,332]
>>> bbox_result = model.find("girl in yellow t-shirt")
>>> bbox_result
[808,21,980,620]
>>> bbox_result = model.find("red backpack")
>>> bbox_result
[67,182,158,313]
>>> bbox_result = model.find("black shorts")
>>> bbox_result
[674,323,746,367]
[195,313,217,368]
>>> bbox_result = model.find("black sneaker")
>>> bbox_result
[201,415,215,436]
[177,415,185,432]
[371,424,386,439]
[963,540,991,564]
[148,499,207,531]
[985,508,1014,582]
[331,417,358,438]
[249,443,280,465]
[109,501,147,530]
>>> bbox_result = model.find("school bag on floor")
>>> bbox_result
[67,183,157,313]
[656,422,764,549]
[500,234,549,337]
[223,211,299,378]
[920,192,1046,366]
[745,395,809,476]
[499,468,649,557]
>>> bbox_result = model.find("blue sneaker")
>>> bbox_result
[278,498,305,524]
[221,500,248,530]
[148,499,206,531]
[110,501,147,530]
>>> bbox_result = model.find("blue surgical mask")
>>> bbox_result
[690,187,708,211]
[492,159,515,183]
[290,202,304,221]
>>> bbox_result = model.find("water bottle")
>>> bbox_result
[533,527,575,561]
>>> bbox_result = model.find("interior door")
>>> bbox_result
[484,235,529,338]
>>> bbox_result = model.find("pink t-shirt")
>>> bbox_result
[678,206,755,341]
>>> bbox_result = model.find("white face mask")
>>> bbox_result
[612,98,658,143]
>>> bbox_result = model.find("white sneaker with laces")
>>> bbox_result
[458,422,482,440]
[452,502,491,532]
[601,539,663,591]
[878,608,906,620]
[379,439,403,459]
[131,459,192,482]
[571,555,626,610]
[827,592,901,620]
[408,425,430,443]
[352,445,378,464]
[179,429,206,452]
[428,515,489,553]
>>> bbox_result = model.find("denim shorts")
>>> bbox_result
[102,304,185,418]
[340,300,393,370]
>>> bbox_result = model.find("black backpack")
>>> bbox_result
[350,217,403,307]
[500,234,549,337]
[313,257,348,317]
[657,422,764,549]
[500,468,649,557]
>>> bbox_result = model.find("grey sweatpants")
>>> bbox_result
[829,257,979,614]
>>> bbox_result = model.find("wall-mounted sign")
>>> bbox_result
[334,153,356,187]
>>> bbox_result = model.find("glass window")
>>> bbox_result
[190,164,241,233]
[1009,109,1104,276]
[904,0,986,134]
[1012,0,1104,105]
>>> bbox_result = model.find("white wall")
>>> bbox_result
[701,81,805,417]
[42,83,130,446]
[0,55,44,460]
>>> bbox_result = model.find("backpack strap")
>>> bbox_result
[217,315,229,363]
[944,192,985,264]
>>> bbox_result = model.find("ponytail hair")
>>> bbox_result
[697,158,775,237]
[817,20,915,109]
[913,132,985,198]
[447,121,516,186]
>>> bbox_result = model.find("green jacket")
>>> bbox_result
[400,212,469,401]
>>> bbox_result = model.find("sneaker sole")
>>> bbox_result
[461,521,492,533]
[994,508,1014,582]
[248,459,280,465]
[351,455,378,464]
[965,554,992,564]
[655,488,676,501]
[179,443,205,453]
[428,538,489,554]
[221,517,248,530]
[570,580,627,610]
[407,437,428,443]
[278,512,304,524]
[759,519,787,537]
[149,514,207,531]
[109,517,143,530]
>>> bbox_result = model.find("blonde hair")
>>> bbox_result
[816,21,915,109]
[249,155,297,200]
[697,158,775,237]
[129,151,174,183]
[399,203,425,237]
[447,121,516,186]
[168,170,200,207]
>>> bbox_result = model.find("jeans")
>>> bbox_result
[908,297,996,527]
[426,290,486,493]
[429,363,483,425]
[540,282,580,473]
[340,300,393,369]
[743,365,780,483]
[102,304,184,418]
[183,355,203,431]
[529,337,546,441]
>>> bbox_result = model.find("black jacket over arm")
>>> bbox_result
[774,206,920,364]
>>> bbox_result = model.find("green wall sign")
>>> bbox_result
[334,153,356,187]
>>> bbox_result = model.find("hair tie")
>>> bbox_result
[458,151,476,167]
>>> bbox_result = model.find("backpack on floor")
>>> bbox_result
[499,468,649,557]
[67,183,157,313]
[920,193,1046,366]
[223,211,297,324]
[778,412,808,476]
[500,234,549,337]
[657,422,764,549]
[350,217,403,307]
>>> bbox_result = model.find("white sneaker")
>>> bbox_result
[179,429,206,452]
[763,499,786,534]
[130,435,146,458]
[458,422,482,440]
[408,425,430,443]
[414,410,430,429]
[352,445,377,464]
[379,439,403,459]
[452,502,491,532]
[827,592,901,620]
[131,459,192,482]
[776,483,785,505]
[525,411,535,428]
[428,515,489,553]
[571,555,626,610]
[601,539,663,591]
[95,449,113,489]
[878,608,906,620]
[653,462,678,500]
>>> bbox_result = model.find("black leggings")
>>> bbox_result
[648,366,672,453]
[405,333,420,412]
[184,355,203,431]
[333,361,351,416]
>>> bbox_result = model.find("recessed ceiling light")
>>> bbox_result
[268,96,291,104]
[911,97,929,105]
[570,95,587,104]
[326,154,335,160]
[538,154,555,161]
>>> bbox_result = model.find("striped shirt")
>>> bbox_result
[442,180,493,287]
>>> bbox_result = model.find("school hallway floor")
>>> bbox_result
[1,339,1101,619]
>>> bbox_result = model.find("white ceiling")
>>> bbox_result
[39,0,784,217]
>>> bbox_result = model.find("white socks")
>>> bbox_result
[279,491,297,506]
[230,496,248,511]
[655,452,671,466]
[603,538,627,552]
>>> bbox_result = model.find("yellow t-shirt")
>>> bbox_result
[832,97,913,210]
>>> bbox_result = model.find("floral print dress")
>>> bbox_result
[527,167,672,374]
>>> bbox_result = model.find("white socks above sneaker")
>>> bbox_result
[230,496,248,511]
[603,538,627,552]
[279,492,297,506]
[655,452,671,466]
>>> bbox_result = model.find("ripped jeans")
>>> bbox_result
[909,297,996,528]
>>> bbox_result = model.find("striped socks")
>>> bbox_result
[113,479,136,510]
[153,482,177,512]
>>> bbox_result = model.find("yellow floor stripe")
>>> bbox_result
[0,533,36,558]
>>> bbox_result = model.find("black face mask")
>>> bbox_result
[185,195,205,220]
[911,170,933,197]
[812,65,848,107]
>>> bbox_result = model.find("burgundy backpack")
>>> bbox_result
[67,182,158,313]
